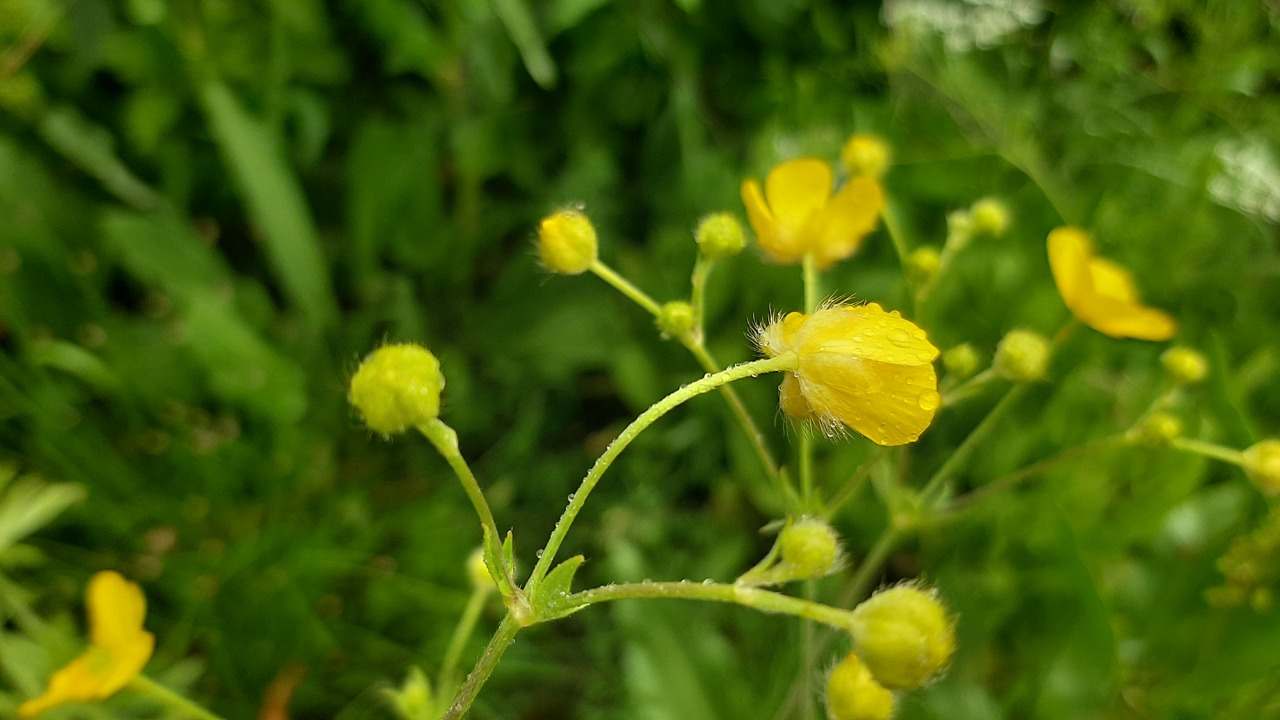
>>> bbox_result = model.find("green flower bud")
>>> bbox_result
[840,133,891,180]
[849,585,955,690]
[349,344,444,435]
[779,517,841,579]
[538,209,598,275]
[382,666,434,720]
[1243,440,1280,496]
[905,247,940,287]
[1127,411,1183,446]
[942,344,981,381]
[656,301,696,339]
[1161,347,1209,385]
[969,198,1011,237]
[826,651,896,720]
[695,213,746,260]
[994,329,1050,382]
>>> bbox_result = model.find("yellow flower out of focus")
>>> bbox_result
[757,303,940,446]
[20,571,155,718]
[741,159,884,268]
[825,651,896,720]
[1047,226,1176,341]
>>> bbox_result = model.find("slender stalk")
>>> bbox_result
[437,588,492,692]
[946,434,1126,512]
[845,527,902,603]
[881,198,911,271]
[566,581,854,630]
[418,420,500,541]
[941,367,1000,407]
[690,255,713,335]
[527,354,798,589]
[802,253,820,313]
[129,675,225,720]
[590,260,663,316]
[442,615,520,720]
[799,433,816,509]
[917,384,1027,506]
[822,449,888,519]
[1170,437,1246,466]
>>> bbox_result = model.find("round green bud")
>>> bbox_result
[840,133,891,180]
[905,246,940,287]
[826,651,896,720]
[349,344,444,435]
[994,329,1050,383]
[538,209,598,275]
[656,301,696,339]
[779,517,841,579]
[467,547,497,594]
[1243,439,1280,496]
[849,585,955,690]
[695,212,746,260]
[969,198,1011,237]
[1161,347,1209,385]
[942,344,981,381]
[1128,411,1183,446]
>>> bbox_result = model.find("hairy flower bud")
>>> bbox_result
[969,198,1011,237]
[942,344,980,380]
[826,651,896,720]
[656,301,696,339]
[994,329,1050,383]
[538,209,598,275]
[779,517,841,579]
[695,212,746,259]
[840,133,891,180]
[849,585,955,690]
[349,344,445,435]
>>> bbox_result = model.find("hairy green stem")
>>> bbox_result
[527,354,798,590]
[442,615,520,720]
[567,581,853,630]
[418,420,500,542]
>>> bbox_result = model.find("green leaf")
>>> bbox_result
[0,475,86,556]
[481,525,515,598]
[200,80,336,331]
[532,554,586,621]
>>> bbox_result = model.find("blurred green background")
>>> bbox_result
[2,0,1279,718]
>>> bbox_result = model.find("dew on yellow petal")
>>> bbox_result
[799,354,939,446]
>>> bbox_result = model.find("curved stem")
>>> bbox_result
[567,581,853,630]
[438,587,492,693]
[591,260,663,316]
[442,615,520,720]
[418,420,500,542]
[527,354,797,590]
[128,675,225,720]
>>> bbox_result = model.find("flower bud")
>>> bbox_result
[1243,440,1280,496]
[849,585,955,690]
[538,209,597,275]
[826,651,896,720]
[695,212,746,260]
[942,344,980,381]
[349,344,445,435]
[905,247,940,287]
[467,547,497,593]
[1127,411,1182,446]
[656,301,696,339]
[969,198,1011,237]
[840,133,891,180]
[779,517,841,579]
[382,666,434,720]
[994,329,1050,382]
[1161,347,1209,385]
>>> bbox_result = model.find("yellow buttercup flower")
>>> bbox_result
[740,158,883,268]
[757,303,940,446]
[20,571,155,718]
[1047,227,1176,341]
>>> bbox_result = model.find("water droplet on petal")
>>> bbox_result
[917,391,941,411]
[888,328,912,347]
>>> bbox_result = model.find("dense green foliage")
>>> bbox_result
[2,0,1279,718]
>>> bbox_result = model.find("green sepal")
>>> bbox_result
[531,555,586,621]
[481,525,516,598]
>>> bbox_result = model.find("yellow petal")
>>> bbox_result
[796,304,939,367]
[1078,298,1178,341]
[798,356,939,446]
[18,648,114,717]
[809,177,884,268]
[1086,257,1139,303]
[743,177,802,264]
[778,372,814,420]
[88,571,148,651]
[764,158,832,230]
[1047,226,1093,311]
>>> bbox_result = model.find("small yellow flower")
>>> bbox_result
[20,571,155,718]
[1047,227,1176,341]
[757,303,940,446]
[741,159,884,268]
